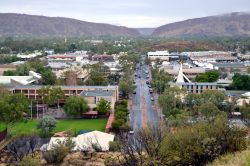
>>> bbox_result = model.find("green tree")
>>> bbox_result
[195,70,220,82]
[96,98,111,115]
[3,70,16,76]
[230,73,250,90]
[41,69,56,85]
[16,63,31,76]
[185,90,225,110]
[85,62,109,86]
[37,86,51,105]
[158,86,186,117]
[240,104,250,126]
[50,87,65,108]
[119,79,135,98]
[64,96,89,118]
[37,116,57,137]
[151,68,172,94]
[197,102,225,120]
[0,94,29,126]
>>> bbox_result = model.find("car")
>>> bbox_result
[150,97,154,101]
[138,75,141,78]
[146,75,149,79]
[145,71,149,74]
[133,90,136,94]
[149,89,153,93]
[146,81,149,84]
[129,130,134,135]
[148,84,152,88]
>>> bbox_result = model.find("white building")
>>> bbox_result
[147,50,170,61]
[0,71,41,86]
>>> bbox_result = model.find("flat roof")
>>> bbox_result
[80,90,113,97]
[11,85,118,89]
[212,62,246,68]
[175,82,218,86]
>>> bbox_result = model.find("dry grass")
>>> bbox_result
[207,148,250,166]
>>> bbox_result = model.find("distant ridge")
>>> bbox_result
[152,12,250,37]
[0,13,140,37]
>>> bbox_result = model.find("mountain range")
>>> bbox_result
[0,13,140,37]
[0,12,250,38]
[152,12,250,37]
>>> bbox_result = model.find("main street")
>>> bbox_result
[129,62,159,131]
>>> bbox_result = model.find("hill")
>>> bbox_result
[152,12,250,37]
[0,13,140,38]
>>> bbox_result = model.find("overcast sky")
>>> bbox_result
[0,0,250,28]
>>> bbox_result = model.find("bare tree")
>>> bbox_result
[115,123,168,166]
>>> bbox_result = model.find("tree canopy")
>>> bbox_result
[195,70,219,82]
[0,94,29,125]
[96,98,111,114]
[230,73,250,90]
[64,96,89,118]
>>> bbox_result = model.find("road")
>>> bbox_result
[129,63,159,131]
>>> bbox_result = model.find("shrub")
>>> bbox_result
[37,116,56,137]
[43,144,69,164]
[19,155,41,166]
[109,141,120,152]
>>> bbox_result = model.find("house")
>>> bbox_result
[80,90,116,111]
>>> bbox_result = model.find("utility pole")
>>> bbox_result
[37,100,38,119]
[30,100,32,119]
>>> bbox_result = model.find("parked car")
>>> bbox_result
[146,81,149,84]
[133,90,136,94]
[149,89,153,93]
[151,97,154,101]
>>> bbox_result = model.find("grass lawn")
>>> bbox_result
[0,118,108,136]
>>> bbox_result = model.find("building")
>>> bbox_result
[53,66,88,80]
[172,64,218,93]
[17,51,42,60]
[164,64,205,79]
[47,52,89,63]
[92,55,114,61]
[0,71,41,86]
[10,85,119,111]
[80,90,116,111]
[147,51,171,61]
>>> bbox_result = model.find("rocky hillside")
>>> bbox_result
[152,12,250,37]
[0,13,140,37]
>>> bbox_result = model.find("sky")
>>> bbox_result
[0,0,250,28]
